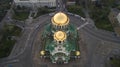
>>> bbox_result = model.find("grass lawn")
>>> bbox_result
[110,58,120,67]
[34,7,54,18]
[0,24,22,58]
[67,5,85,18]
[13,11,29,21]
[95,19,114,32]
[0,39,16,58]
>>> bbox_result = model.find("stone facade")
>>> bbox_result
[14,0,56,8]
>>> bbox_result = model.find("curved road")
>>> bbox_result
[0,13,120,67]
[0,15,51,67]
[69,16,120,44]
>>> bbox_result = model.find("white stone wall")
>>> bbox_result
[117,13,120,24]
[14,0,56,7]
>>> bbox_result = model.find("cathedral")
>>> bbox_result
[40,12,80,63]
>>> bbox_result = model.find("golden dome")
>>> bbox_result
[51,12,69,26]
[76,51,80,56]
[54,31,67,41]
[40,50,45,55]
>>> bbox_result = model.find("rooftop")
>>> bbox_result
[51,12,69,26]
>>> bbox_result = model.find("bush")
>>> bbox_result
[13,6,30,21]
[34,7,54,18]
[109,57,120,67]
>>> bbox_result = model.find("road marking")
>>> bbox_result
[81,17,85,21]
[77,22,89,30]
[1,59,19,64]
[74,14,80,18]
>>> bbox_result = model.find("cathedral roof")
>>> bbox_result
[54,31,67,41]
[51,12,69,26]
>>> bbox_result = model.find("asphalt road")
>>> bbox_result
[0,12,120,67]
[0,15,51,67]
[69,15,120,67]
[69,15,120,43]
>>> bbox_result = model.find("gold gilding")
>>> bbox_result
[76,51,80,56]
[52,12,69,26]
[54,31,66,41]
[40,50,45,55]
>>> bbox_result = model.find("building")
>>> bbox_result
[14,0,56,8]
[40,12,80,63]
[67,0,75,5]
[108,8,120,36]
[117,13,120,24]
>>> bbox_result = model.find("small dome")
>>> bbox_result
[54,31,67,41]
[51,12,69,26]
[76,51,80,56]
[40,50,45,55]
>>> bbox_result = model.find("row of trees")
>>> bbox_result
[0,0,12,21]
[87,0,120,31]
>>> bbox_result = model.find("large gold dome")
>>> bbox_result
[51,12,69,26]
[54,31,67,41]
